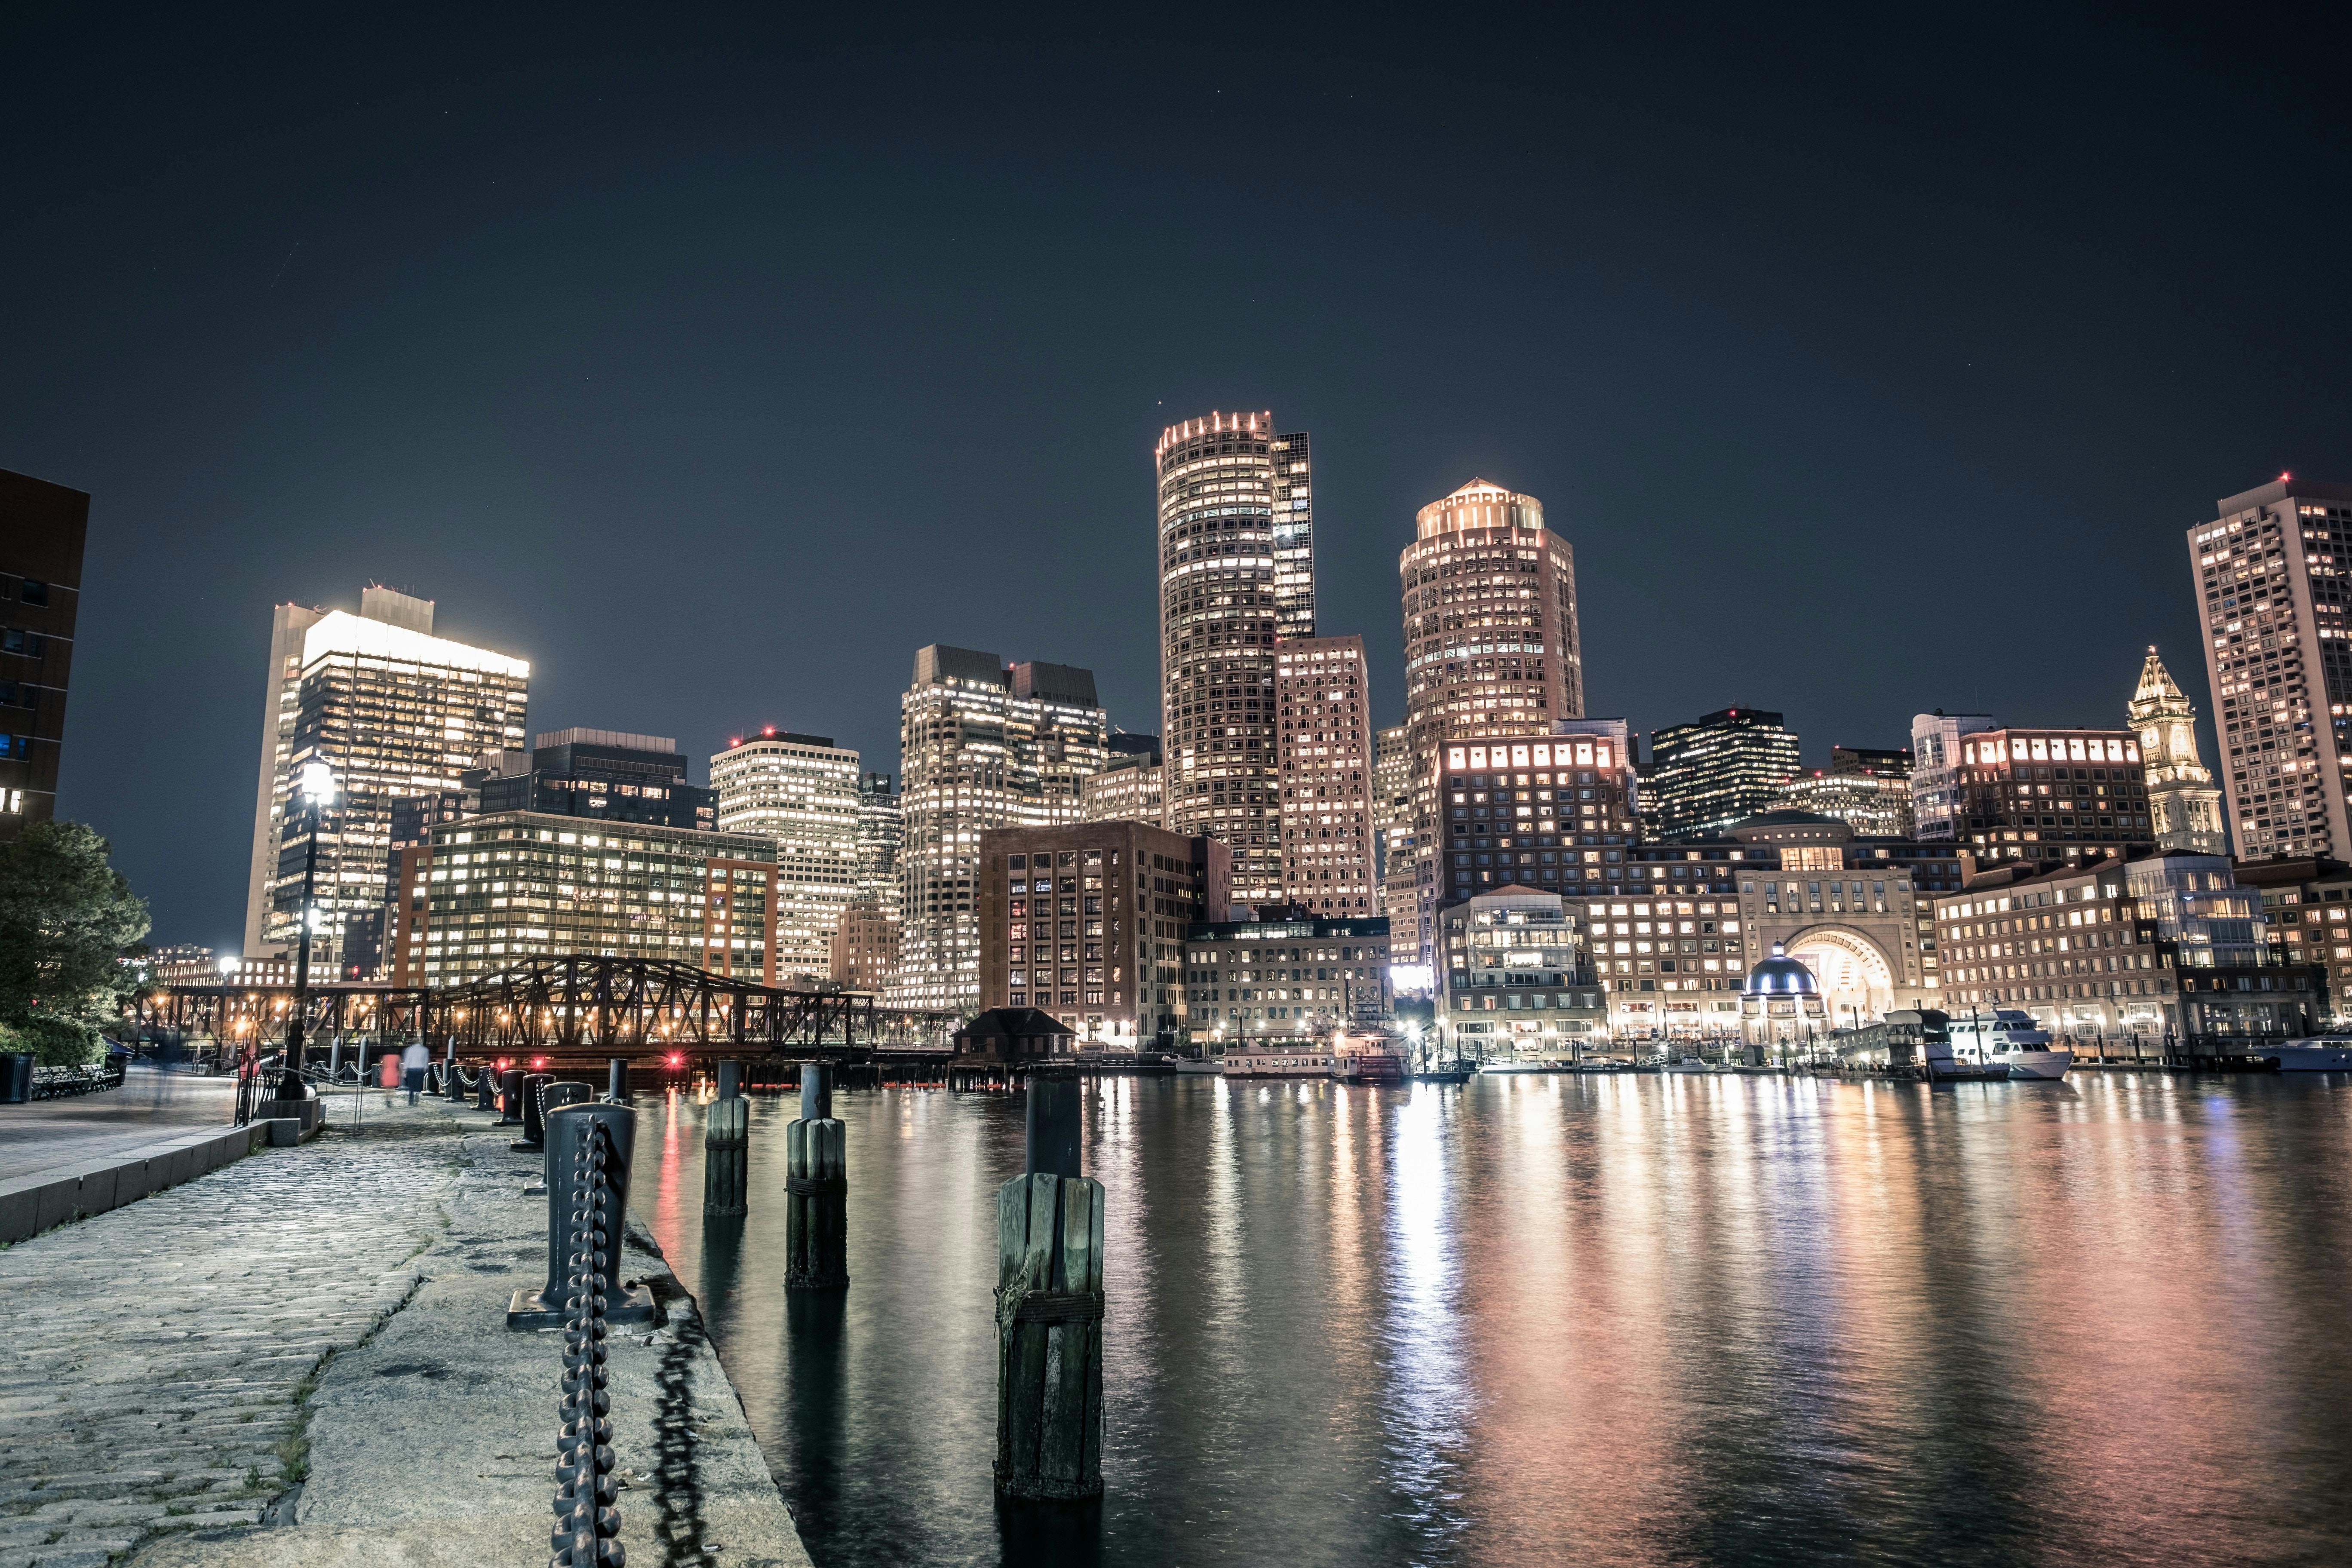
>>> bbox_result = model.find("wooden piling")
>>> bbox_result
[704,1096,749,1217]
[785,1064,847,1290]
[993,1072,1103,1502]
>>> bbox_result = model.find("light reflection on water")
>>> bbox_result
[635,1074,2352,1567]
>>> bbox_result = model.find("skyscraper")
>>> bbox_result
[1399,478,1584,961]
[246,588,529,971]
[855,771,904,925]
[1157,411,1307,911]
[1275,635,1375,915]
[0,469,87,842]
[709,730,863,984]
[2188,476,2352,860]
[1648,708,1801,838]
[892,644,1108,1012]
[2130,646,2228,856]
[1373,723,1414,919]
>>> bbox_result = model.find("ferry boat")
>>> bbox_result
[2255,1037,2352,1071]
[1223,1045,1341,1078]
[1946,1010,2074,1081]
[1331,1037,1405,1085]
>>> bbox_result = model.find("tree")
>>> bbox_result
[0,821,150,1064]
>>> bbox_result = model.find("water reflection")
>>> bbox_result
[634,1076,2352,1568]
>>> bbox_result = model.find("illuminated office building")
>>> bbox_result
[1942,726,2154,867]
[246,587,530,973]
[856,771,904,924]
[1157,411,1313,911]
[893,644,1108,1012]
[1910,711,1997,842]
[1648,708,1799,840]
[1081,745,1166,827]
[1398,478,1583,963]
[1374,723,1415,920]
[1275,635,1375,915]
[710,729,863,985]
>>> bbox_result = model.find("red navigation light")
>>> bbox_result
[668,1053,683,1068]
[764,725,775,736]
[531,1056,547,1069]
[729,737,741,748]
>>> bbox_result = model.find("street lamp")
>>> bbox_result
[279,759,338,1099]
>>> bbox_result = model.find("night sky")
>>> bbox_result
[8,8,2350,950]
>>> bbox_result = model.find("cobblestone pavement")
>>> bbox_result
[0,1100,463,1568]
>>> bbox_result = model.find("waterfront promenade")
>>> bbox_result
[0,1092,809,1568]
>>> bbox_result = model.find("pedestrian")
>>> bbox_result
[401,1036,430,1106]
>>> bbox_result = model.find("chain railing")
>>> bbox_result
[552,1118,623,1567]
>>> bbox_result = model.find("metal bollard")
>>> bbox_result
[476,1065,497,1112]
[551,1114,624,1567]
[496,1068,526,1124]
[534,1083,593,1186]
[606,1057,629,1104]
[993,1069,1103,1501]
[512,1071,557,1149]
[508,1103,654,1328]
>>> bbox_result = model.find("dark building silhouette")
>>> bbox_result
[0,469,88,841]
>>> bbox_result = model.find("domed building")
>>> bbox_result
[1739,941,1826,1054]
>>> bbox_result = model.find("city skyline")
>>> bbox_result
[9,15,2351,949]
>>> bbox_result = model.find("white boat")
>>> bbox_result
[1665,1057,1712,1074]
[1173,1056,1224,1075]
[2257,1039,2352,1071]
[1947,1010,2073,1081]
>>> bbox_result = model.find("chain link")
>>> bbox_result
[551,1121,624,1567]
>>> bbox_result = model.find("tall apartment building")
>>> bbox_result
[244,588,529,972]
[1275,635,1375,915]
[710,730,862,985]
[1910,711,1996,843]
[1648,708,1800,839]
[1156,411,1307,911]
[2129,647,2228,856]
[855,772,903,925]
[0,469,87,841]
[2187,477,2352,860]
[1941,726,2154,868]
[1399,478,1584,962]
[893,644,1108,1012]
[976,821,1229,1046]
[1374,723,1415,919]
[389,813,776,988]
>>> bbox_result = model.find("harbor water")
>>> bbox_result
[635,1071,2352,1567]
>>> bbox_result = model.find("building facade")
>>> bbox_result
[1269,430,1317,640]
[2128,646,2228,856]
[1186,913,1392,1046]
[1434,725,1639,908]
[0,469,87,841]
[1398,478,1585,963]
[1433,889,1607,1062]
[854,771,903,925]
[2233,855,2352,1025]
[1276,635,1375,916]
[2188,477,2352,861]
[1648,708,1800,838]
[1769,770,1911,838]
[250,590,531,974]
[710,729,861,984]
[1157,411,1298,911]
[893,645,1109,1012]
[829,896,899,994]
[1600,813,1957,1038]
[494,729,715,830]
[976,821,1229,1047]
[1940,726,2154,870]
[1933,851,2321,1055]
[1081,749,1166,827]
[1909,712,1996,843]
[392,812,777,988]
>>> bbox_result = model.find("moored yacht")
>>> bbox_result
[1948,1010,2074,1081]
[2256,1037,2352,1071]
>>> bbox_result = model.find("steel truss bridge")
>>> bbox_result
[134,955,958,1059]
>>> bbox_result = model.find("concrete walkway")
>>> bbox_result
[0,1095,810,1568]
[0,1068,239,1182]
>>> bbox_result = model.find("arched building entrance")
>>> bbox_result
[1783,925,1897,1027]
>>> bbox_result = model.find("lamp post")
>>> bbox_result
[279,759,338,1100]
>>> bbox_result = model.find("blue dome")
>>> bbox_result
[1743,942,1819,997]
